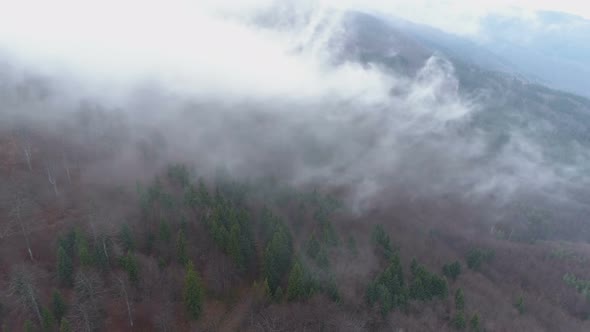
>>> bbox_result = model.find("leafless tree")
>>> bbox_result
[46,163,59,196]
[22,140,32,172]
[71,270,105,332]
[63,151,72,185]
[6,265,42,326]
[7,188,38,261]
[114,273,134,328]
[154,301,175,332]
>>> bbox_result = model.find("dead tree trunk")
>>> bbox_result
[46,165,59,196]
[114,274,133,327]
[15,195,34,261]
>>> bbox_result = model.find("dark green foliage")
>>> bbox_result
[183,261,203,320]
[41,306,55,331]
[377,284,393,317]
[119,224,135,252]
[367,253,408,313]
[371,225,394,260]
[322,221,339,247]
[77,233,93,267]
[121,252,140,285]
[455,288,465,310]
[515,296,525,314]
[470,313,481,331]
[57,246,73,287]
[59,318,71,332]
[563,273,590,301]
[306,233,321,260]
[167,164,190,188]
[52,290,67,323]
[158,220,171,243]
[24,320,34,332]
[287,261,305,301]
[176,230,188,266]
[443,261,462,281]
[409,261,448,301]
[93,235,110,271]
[466,248,495,271]
[264,225,293,293]
[453,311,467,330]
[273,286,284,302]
[204,191,256,272]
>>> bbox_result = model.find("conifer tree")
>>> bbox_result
[57,246,73,287]
[176,229,188,266]
[59,318,71,332]
[455,288,465,311]
[183,261,203,320]
[52,290,67,323]
[41,306,55,331]
[287,262,305,301]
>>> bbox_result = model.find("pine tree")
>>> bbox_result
[453,311,467,330]
[122,251,140,286]
[469,313,480,331]
[176,230,188,266]
[183,261,203,320]
[24,320,34,332]
[77,233,93,267]
[159,220,171,243]
[287,262,305,301]
[52,290,67,323]
[41,306,55,331]
[57,246,73,287]
[262,278,272,300]
[59,318,71,332]
[515,296,525,314]
[119,224,135,252]
[455,288,465,310]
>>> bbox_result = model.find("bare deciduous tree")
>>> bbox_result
[6,265,42,326]
[46,164,59,196]
[114,273,134,328]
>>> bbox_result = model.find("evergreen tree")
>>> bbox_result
[176,229,189,266]
[287,262,305,301]
[470,313,481,331]
[52,290,67,323]
[41,306,55,331]
[515,296,525,314]
[377,284,393,317]
[59,318,71,332]
[306,233,321,260]
[455,288,465,310]
[119,224,135,252]
[122,252,140,286]
[24,320,34,332]
[57,246,73,287]
[443,261,462,281]
[183,261,203,320]
[453,311,467,330]
[158,220,171,243]
[263,228,293,293]
[77,233,93,267]
[273,286,284,302]
[262,278,272,300]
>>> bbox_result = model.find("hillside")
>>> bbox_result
[2,5,590,332]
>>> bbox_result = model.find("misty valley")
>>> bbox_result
[2,1,590,331]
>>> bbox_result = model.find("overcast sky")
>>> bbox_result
[0,0,588,96]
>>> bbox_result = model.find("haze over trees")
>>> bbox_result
[1,1,590,331]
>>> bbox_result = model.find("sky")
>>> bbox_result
[0,0,588,97]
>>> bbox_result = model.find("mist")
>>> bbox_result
[0,0,586,218]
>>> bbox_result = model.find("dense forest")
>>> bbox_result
[1,107,590,331]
